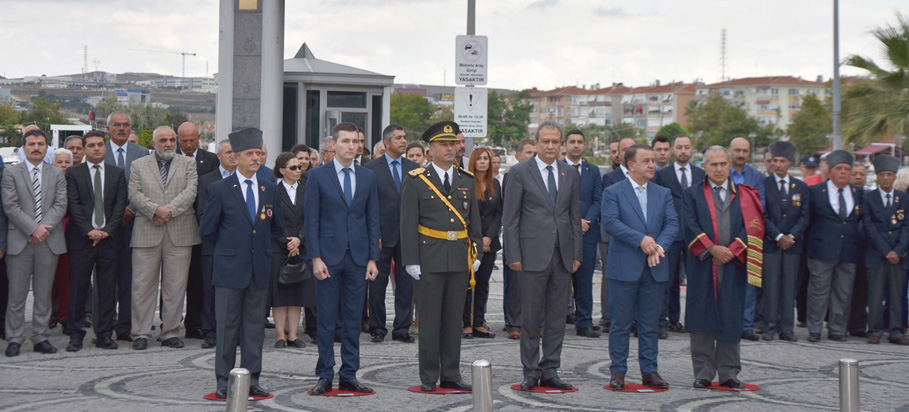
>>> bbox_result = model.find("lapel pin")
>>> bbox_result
[261,186,265,192]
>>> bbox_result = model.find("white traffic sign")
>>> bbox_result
[454,87,487,138]
[455,35,487,85]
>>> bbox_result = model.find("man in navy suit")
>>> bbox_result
[653,134,703,338]
[563,129,602,338]
[862,154,909,345]
[760,142,809,342]
[305,122,380,395]
[805,150,863,343]
[601,144,678,390]
[198,127,283,398]
[365,124,418,343]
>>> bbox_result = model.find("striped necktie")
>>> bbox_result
[32,167,42,223]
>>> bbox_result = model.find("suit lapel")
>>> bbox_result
[528,161,552,211]
[229,177,254,225]
[556,161,568,207]
[278,183,294,211]
[325,163,349,209]
[378,159,399,197]
[645,183,657,224]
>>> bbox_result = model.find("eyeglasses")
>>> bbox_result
[287,165,302,171]
[110,123,131,128]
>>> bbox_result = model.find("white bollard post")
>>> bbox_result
[472,359,493,412]
[838,358,859,412]
[226,368,250,412]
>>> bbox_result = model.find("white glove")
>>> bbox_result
[406,265,421,280]
[472,260,481,273]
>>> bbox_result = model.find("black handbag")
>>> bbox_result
[278,255,311,285]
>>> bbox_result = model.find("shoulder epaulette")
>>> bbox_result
[458,167,473,177]
[408,167,425,176]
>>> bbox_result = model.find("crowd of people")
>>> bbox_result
[2,114,905,396]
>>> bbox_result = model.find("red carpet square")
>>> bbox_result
[203,392,274,401]
[603,383,669,393]
[407,385,471,394]
[705,382,760,391]
[306,388,376,397]
[510,384,578,393]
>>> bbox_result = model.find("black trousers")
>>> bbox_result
[66,242,118,339]
[183,244,204,333]
[200,254,217,338]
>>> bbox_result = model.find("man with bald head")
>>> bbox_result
[176,121,219,340]
[727,137,765,342]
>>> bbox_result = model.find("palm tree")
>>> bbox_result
[842,13,909,147]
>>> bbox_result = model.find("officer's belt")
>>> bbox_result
[418,225,468,241]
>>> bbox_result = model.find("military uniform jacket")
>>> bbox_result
[762,174,810,255]
[862,188,909,270]
[400,165,483,273]
[807,182,863,263]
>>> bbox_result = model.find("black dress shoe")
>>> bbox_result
[797,321,807,328]
[693,379,711,388]
[289,338,306,348]
[566,313,577,324]
[668,321,685,332]
[215,388,227,399]
[275,339,287,348]
[202,335,216,349]
[132,337,148,350]
[742,330,759,341]
[161,337,185,348]
[848,330,868,338]
[420,383,436,391]
[392,333,415,343]
[95,335,118,350]
[184,328,204,339]
[264,319,276,329]
[5,342,20,357]
[462,333,474,339]
[609,371,625,390]
[310,379,332,395]
[472,330,495,339]
[540,377,573,390]
[339,378,373,393]
[519,377,539,390]
[576,328,600,338]
[34,340,57,354]
[761,332,775,341]
[249,385,269,397]
[48,317,58,329]
[808,333,820,342]
[720,378,745,389]
[592,325,601,332]
[829,334,847,342]
[440,380,472,391]
[370,333,384,343]
[67,335,83,352]
[658,327,669,339]
[779,333,798,342]
[641,372,668,389]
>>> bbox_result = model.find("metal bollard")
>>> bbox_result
[226,368,251,412]
[472,359,493,412]
[838,358,859,412]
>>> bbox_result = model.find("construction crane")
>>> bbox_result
[130,48,197,89]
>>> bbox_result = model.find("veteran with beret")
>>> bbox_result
[862,155,909,345]
[400,121,482,392]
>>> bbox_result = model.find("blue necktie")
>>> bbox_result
[546,165,557,206]
[117,148,125,169]
[343,168,353,206]
[391,160,402,193]
[636,186,648,222]
[245,180,256,222]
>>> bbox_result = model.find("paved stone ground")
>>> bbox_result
[2,266,909,411]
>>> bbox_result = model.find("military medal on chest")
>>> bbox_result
[260,204,267,221]
[791,193,801,207]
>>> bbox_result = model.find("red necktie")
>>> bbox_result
[186,153,194,158]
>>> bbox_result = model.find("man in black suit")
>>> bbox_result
[195,139,238,349]
[64,131,128,351]
[365,124,418,343]
[652,134,704,337]
[177,122,220,340]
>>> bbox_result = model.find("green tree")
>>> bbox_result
[94,95,126,122]
[0,100,21,144]
[428,104,454,125]
[656,122,689,139]
[20,97,68,132]
[842,13,909,147]
[685,93,775,150]
[165,111,189,128]
[787,94,831,155]
[128,103,168,131]
[486,90,532,146]
[390,93,433,137]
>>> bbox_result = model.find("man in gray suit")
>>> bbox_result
[128,126,201,350]
[104,112,149,341]
[3,129,68,357]
[504,121,582,390]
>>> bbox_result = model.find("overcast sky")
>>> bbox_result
[1,0,904,90]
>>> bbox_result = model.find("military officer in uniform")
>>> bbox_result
[400,121,482,392]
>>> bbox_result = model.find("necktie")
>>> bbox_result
[343,168,353,206]
[713,186,724,209]
[32,167,42,223]
[573,163,580,174]
[636,186,647,222]
[838,188,847,219]
[93,165,104,227]
[117,148,125,169]
[245,180,256,222]
[680,167,688,188]
[443,171,451,192]
[780,179,787,197]
[159,160,168,188]
[391,160,402,193]
[546,165,557,206]
[886,193,892,210]
[186,153,193,158]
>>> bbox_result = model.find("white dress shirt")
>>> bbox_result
[333,159,356,199]
[27,161,43,196]
[880,187,894,208]
[709,179,728,203]
[430,162,455,187]
[534,155,559,191]
[826,180,854,217]
[675,162,691,187]
[87,160,106,229]
[281,179,298,206]
[237,170,259,209]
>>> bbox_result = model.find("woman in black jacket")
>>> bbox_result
[462,147,503,339]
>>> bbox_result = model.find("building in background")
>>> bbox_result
[697,76,827,129]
